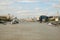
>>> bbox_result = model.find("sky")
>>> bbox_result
[0,0,60,18]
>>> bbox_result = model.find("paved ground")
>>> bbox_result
[0,22,60,40]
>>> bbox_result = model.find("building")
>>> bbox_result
[39,15,48,23]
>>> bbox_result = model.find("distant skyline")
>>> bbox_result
[0,0,60,18]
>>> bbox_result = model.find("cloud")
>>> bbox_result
[15,0,39,3]
[8,6,23,11]
[35,7,40,10]
[40,0,49,2]
[0,0,13,5]
[39,0,60,3]
[52,3,60,8]
[0,0,59,18]
[16,10,33,13]
[15,0,56,3]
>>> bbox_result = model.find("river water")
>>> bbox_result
[0,22,60,40]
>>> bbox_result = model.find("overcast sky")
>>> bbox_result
[0,0,60,18]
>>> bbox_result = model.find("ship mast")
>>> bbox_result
[56,10,59,16]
